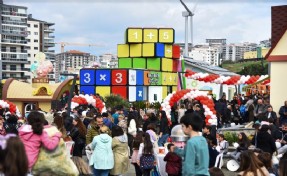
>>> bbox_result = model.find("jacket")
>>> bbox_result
[18,125,61,169]
[110,134,130,175]
[70,126,85,145]
[164,152,182,175]
[254,131,276,155]
[89,133,114,170]
[128,119,137,136]
[86,121,110,144]
[159,117,169,135]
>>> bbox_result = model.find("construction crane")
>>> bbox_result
[55,42,104,53]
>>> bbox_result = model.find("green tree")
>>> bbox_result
[104,94,130,109]
[237,62,268,75]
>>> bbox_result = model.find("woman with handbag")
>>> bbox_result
[137,132,157,176]
[18,111,61,170]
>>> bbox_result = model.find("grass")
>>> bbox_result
[222,60,267,73]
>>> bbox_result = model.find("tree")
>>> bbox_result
[237,62,268,75]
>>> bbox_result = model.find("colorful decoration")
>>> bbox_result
[161,89,217,126]
[0,100,21,117]
[184,69,269,85]
[71,94,106,113]
[30,52,54,78]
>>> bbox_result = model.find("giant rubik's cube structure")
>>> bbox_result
[80,27,181,102]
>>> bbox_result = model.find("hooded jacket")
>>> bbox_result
[86,121,111,145]
[18,125,61,169]
[110,134,130,175]
[89,133,114,170]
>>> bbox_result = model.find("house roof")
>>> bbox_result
[184,57,238,76]
[67,50,87,55]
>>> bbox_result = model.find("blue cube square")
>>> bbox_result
[80,69,96,85]
[96,70,111,85]
[80,86,95,95]
[136,70,144,85]
[136,86,144,101]
[155,43,164,57]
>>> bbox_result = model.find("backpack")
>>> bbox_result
[239,105,246,117]
[140,154,155,170]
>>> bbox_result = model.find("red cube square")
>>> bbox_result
[112,70,127,85]
[172,60,179,72]
[172,45,180,59]
[111,86,127,99]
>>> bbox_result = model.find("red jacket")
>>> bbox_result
[164,152,182,175]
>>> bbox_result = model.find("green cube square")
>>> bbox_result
[133,58,146,69]
[147,58,160,71]
[118,58,132,68]
[149,71,162,85]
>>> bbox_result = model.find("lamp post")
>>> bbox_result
[60,73,78,116]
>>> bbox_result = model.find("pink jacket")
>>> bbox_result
[18,125,61,169]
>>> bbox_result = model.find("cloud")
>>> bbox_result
[7,0,286,55]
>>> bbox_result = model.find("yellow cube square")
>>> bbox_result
[142,43,155,57]
[172,86,178,92]
[162,86,168,98]
[117,44,129,58]
[171,73,178,85]
[143,28,158,43]
[126,28,143,43]
[161,58,170,71]
[130,44,142,57]
[96,86,111,97]
[165,45,173,58]
[159,28,174,43]
[166,58,173,72]
[162,72,168,85]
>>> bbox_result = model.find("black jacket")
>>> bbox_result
[254,131,276,155]
[70,126,86,145]
[159,117,169,135]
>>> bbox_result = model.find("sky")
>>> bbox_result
[8,0,287,56]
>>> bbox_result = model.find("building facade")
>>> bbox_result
[222,43,257,62]
[244,47,270,59]
[98,54,118,68]
[189,43,220,66]
[27,15,55,82]
[0,1,30,80]
[55,50,96,82]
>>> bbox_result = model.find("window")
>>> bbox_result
[34,39,38,42]
[27,39,30,42]
[10,65,16,70]
[2,65,6,70]
[10,74,16,78]
[10,47,16,52]
[27,24,30,27]
[28,54,31,57]
[34,47,38,50]
[34,24,38,28]
[1,46,6,52]
[34,32,38,35]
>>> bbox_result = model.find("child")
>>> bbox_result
[217,134,229,154]
[164,143,182,176]
[171,114,209,176]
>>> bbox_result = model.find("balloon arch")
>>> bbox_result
[71,94,106,113]
[0,100,21,117]
[161,89,217,126]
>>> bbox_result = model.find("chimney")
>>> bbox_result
[271,5,287,48]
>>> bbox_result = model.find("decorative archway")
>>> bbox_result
[71,94,106,113]
[161,89,217,125]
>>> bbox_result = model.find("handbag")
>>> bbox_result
[140,154,155,170]
[151,166,160,176]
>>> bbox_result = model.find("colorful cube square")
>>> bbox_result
[95,70,111,85]
[148,71,162,85]
[144,71,150,85]
[96,86,111,97]
[118,58,132,68]
[111,69,128,85]
[126,28,143,43]
[159,28,174,43]
[112,86,127,99]
[129,86,137,102]
[130,44,142,57]
[172,45,180,59]
[143,28,158,43]
[80,69,96,85]
[142,43,155,57]
[147,58,161,71]
[80,86,95,95]
[161,58,173,72]
[165,44,173,58]
[170,73,178,86]
[117,44,129,58]
[129,70,137,85]
[132,58,146,69]
[162,86,168,99]
[162,72,168,85]
[172,60,179,72]
[136,70,144,85]
[155,43,164,57]
[136,86,145,101]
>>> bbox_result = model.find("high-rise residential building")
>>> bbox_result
[98,54,118,68]
[27,14,55,82]
[189,43,220,66]
[55,50,97,82]
[222,42,258,62]
[0,1,30,80]
[259,39,271,48]
[206,39,227,45]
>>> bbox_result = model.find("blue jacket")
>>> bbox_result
[89,133,114,169]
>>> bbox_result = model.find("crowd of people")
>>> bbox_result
[0,91,287,176]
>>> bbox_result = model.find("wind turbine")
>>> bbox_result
[179,0,198,56]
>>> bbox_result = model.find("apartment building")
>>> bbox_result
[27,14,55,82]
[189,43,220,66]
[0,1,30,80]
[98,54,118,68]
[222,43,257,62]
[55,50,97,82]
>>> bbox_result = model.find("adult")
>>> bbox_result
[70,117,86,157]
[52,114,67,139]
[279,101,287,126]
[89,126,114,176]
[110,126,129,176]
[158,111,170,147]
[253,124,276,156]
[177,104,186,124]
[254,98,266,122]
[263,105,277,124]
[273,123,287,155]
[127,113,139,155]
[0,116,6,135]
[18,111,61,169]
[86,115,110,145]
[230,132,250,161]
[4,114,19,135]
[112,108,120,125]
